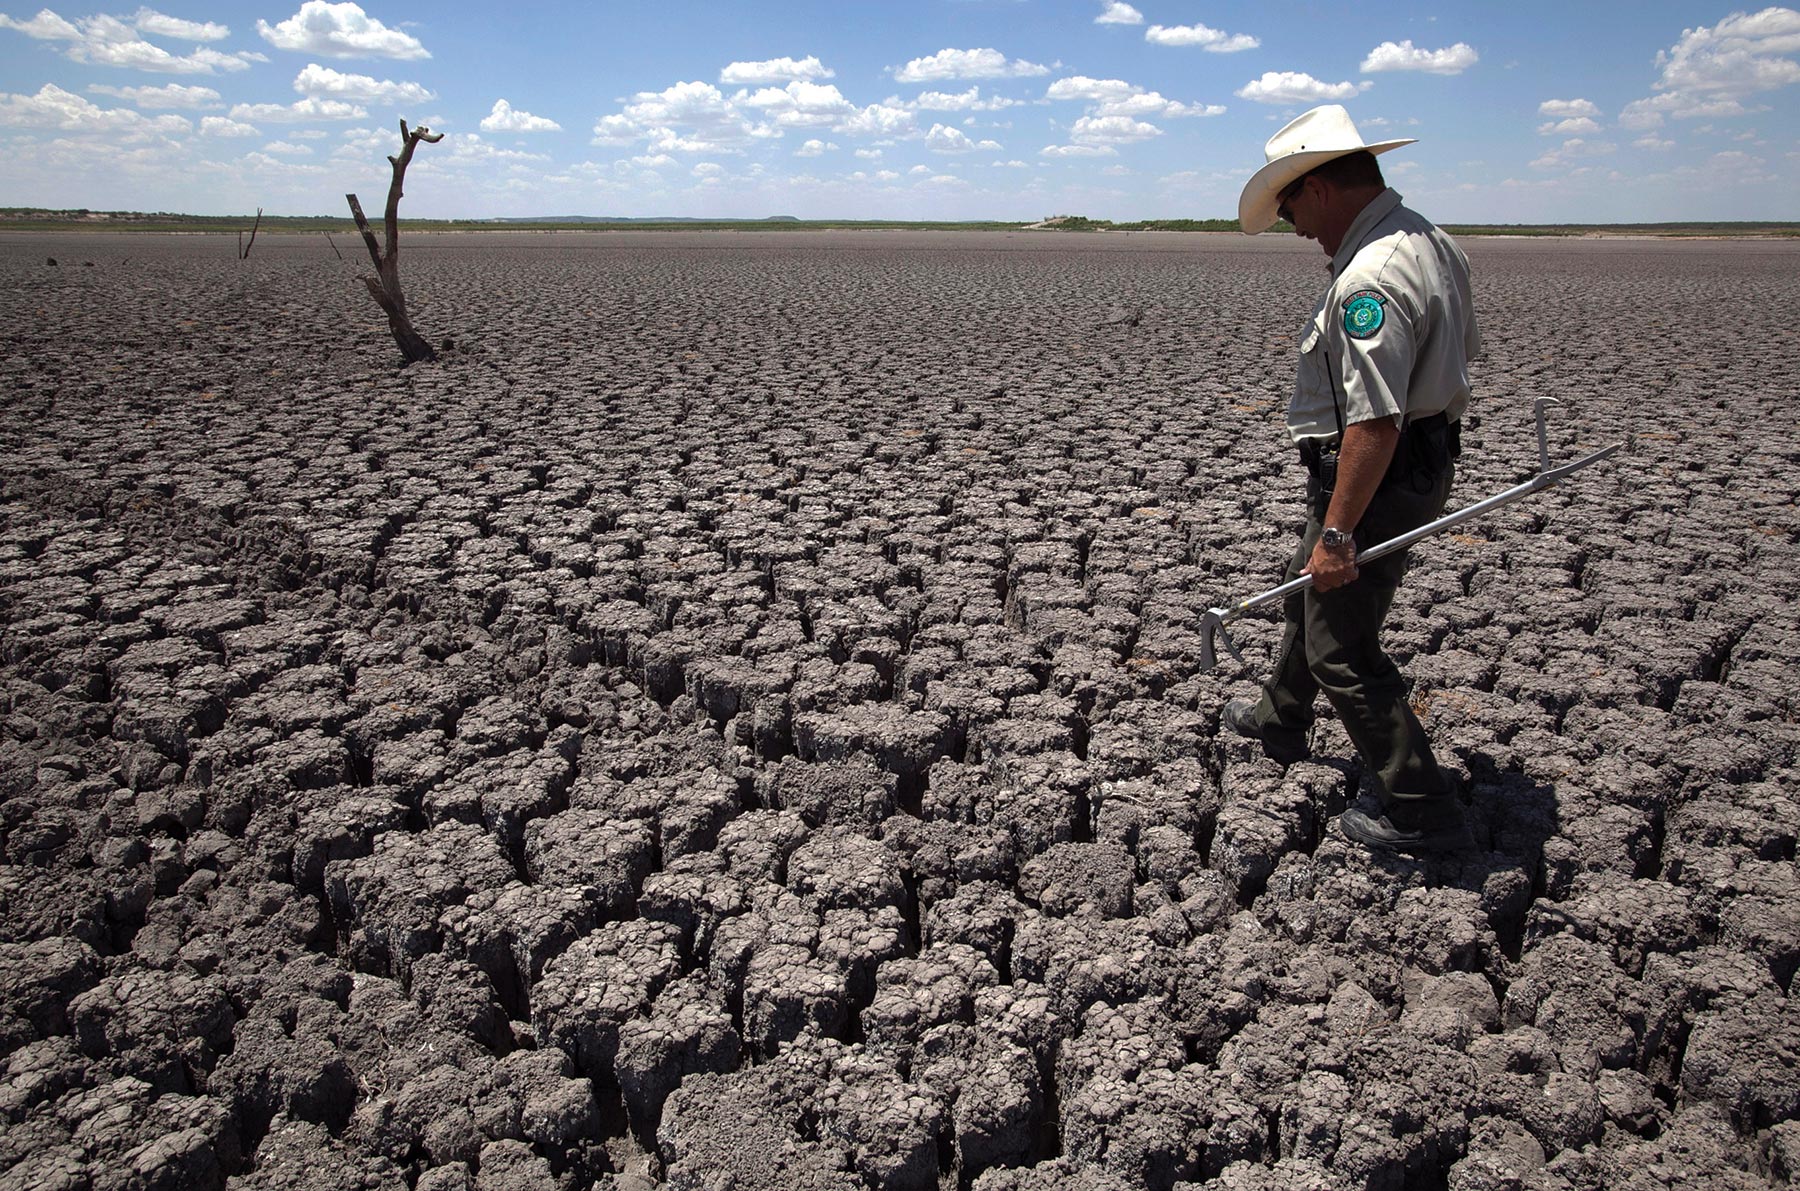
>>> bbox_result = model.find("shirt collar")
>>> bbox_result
[1328,188,1404,277]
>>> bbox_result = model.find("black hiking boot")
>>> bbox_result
[1221,699,1310,765]
[1339,797,1474,854]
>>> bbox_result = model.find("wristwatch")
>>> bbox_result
[1320,527,1353,550]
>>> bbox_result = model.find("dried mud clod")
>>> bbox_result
[2,233,1799,1190]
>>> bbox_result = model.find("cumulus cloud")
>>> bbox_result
[794,138,835,156]
[1040,142,1116,157]
[1656,7,1800,93]
[591,79,768,151]
[199,114,257,135]
[1539,97,1601,119]
[262,139,312,154]
[30,13,262,72]
[229,96,366,122]
[1538,116,1601,136]
[720,55,833,85]
[293,62,432,104]
[481,98,560,133]
[1095,1,1142,25]
[1360,40,1479,75]
[894,47,1049,83]
[1635,133,1675,150]
[133,8,228,40]
[1620,89,1753,128]
[1046,76,1221,120]
[1530,136,1617,170]
[257,2,428,60]
[737,79,856,127]
[0,9,81,38]
[1145,23,1259,52]
[925,122,999,152]
[88,82,220,108]
[1622,8,1800,127]
[913,86,1019,111]
[1070,113,1161,143]
[834,100,915,137]
[1235,71,1369,104]
[0,82,188,134]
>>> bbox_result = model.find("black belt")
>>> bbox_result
[1298,412,1459,487]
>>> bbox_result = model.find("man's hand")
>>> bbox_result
[1305,537,1359,591]
[1307,417,1400,591]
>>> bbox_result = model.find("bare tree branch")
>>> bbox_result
[344,120,443,365]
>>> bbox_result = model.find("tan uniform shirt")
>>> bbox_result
[1287,189,1480,444]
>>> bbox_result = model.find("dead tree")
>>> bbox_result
[346,120,443,364]
[238,207,262,260]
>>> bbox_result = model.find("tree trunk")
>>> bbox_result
[346,121,443,365]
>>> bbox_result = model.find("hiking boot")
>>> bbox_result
[1339,798,1474,854]
[1221,699,1310,765]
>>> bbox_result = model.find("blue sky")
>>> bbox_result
[2,1,1797,222]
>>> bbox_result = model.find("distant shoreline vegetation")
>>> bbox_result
[2,208,1796,238]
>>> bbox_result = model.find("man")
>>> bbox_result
[1224,104,1479,854]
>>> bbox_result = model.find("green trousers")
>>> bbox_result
[1251,457,1456,804]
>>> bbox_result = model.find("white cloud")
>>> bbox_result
[0,82,188,134]
[1145,23,1259,52]
[925,122,999,152]
[738,80,855,126]
[835,100,915,137]
[1620,89,1753,128]
[1538,116,1601,136]
[1656,8,1800,93]
[199,114,257,135]
[1635,134,1675,150]
[0,9,80,38]
[1530,137,1617,169]
[631,152,676,168]
[293,62,432,104]
[1046,76,1136,103]
[262,139,312,155]
[1360,40,1479,75]
[590,80,777,152]
[133,8,228,41]
[1070,114,1160,143]
[1622,9,1800,127]
[875,168,900,180]
[1046,76,1221,121]
[481,98,560,133]
[894,47,1049,83]
[1539,97,1601,119]
[1235,71,1369,104]
[913,86,1019,111]
[795,138,835,156]
[88,82,220,108]
[854,147,881,159]
[720,55,833,85]
[994,159,1027,167]
[229,96,366,122]
[1095,1,1142,25]
[257,2,428,60]
[55,15,259,72]
[1040,143,1117,157]
[692,160,724,177]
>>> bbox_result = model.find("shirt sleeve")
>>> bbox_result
[1325,280,1417,427]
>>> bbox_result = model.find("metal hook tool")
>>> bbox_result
[1198,398,1624,672]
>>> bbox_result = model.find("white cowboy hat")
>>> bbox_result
[1238,104,1415,234]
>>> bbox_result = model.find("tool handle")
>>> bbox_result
[1213,440,1623,623]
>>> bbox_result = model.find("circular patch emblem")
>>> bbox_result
[1342,290,1386,340]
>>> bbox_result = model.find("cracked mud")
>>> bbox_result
[2,230,1797,1191]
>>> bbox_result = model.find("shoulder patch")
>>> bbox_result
[1342,290,1387,340]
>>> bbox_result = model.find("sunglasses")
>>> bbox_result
[1277,174,1310,223]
